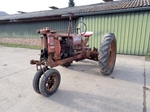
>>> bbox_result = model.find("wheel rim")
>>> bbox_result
[46,74,59,92]
[108,40,116,69]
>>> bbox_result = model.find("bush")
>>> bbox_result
[145,53,150,61]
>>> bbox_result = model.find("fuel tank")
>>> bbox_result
[73,34,82,45]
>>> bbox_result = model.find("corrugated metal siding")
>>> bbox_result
[0,20,76,38]
[81,11,150,55]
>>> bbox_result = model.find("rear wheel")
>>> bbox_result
[39,69,61,97]
[98,33,117,75]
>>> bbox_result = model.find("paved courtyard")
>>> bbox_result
[0,46,149,112]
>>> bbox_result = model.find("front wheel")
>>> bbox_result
[33,69,44,94]
[33,67,49,94]
[98,33,117,75]
[39,69,61,97]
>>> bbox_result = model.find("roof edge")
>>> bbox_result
[74,6,150,17]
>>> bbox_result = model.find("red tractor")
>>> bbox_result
[30,14,117,97]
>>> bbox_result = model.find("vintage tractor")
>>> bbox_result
[30,14,117,97]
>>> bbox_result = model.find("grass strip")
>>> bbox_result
[0,43,41,50]
[145,53,150,61]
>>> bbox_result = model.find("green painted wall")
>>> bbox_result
[0,19,76,38]
[81,11,150,55]
[0,11,150,55]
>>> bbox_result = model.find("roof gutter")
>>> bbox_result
[74,6,150,17]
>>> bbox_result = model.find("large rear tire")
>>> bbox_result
[98,33,117,75]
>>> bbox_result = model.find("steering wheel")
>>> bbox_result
[75,22,87,35]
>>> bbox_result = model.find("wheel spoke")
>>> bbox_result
[46,74,59,92]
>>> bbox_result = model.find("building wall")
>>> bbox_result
[0,11,150,55]
[0,19,76,38]
[80,11,150,55]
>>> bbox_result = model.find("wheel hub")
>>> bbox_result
[46,74,58,92]
[108,40,116,69]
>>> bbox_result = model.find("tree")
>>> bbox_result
[68,0,75,7]
[103,0,113,2]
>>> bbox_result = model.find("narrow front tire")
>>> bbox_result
[39,69,61,97]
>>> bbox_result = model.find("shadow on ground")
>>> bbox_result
[49,89,141,112]
[64,59,144,84]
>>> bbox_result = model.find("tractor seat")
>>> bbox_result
[81,31,93,37]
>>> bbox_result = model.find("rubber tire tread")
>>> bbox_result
[33,69,44,94]
[98,33,117,75]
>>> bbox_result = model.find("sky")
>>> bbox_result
[0,0,104,14]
